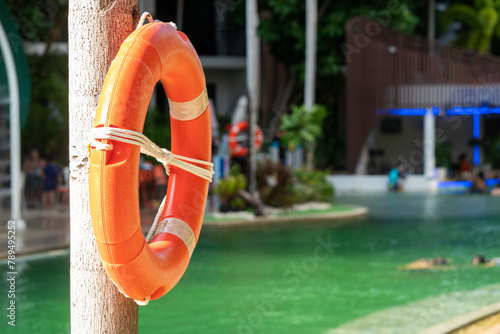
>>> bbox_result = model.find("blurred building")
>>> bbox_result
[141,0,247,119]
[344,16,500,180]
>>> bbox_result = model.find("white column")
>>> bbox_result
[0,19,23,227]
[246,0,260,192]
[424,108,435,179]
[304,0,317,109]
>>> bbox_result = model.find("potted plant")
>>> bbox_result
[435,141,453,181]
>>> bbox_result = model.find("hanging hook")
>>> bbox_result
[136,12,154,30]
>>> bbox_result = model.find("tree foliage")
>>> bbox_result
[444,0,500,52]
[255,0,419,169]
[5,0,68,44]
[22,54,68,162]
[279,104,327,151]
[6,0,69,163]
[258,0,419,80]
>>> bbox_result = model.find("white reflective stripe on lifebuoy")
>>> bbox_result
[168,87,209,121]
[154,217,196,256]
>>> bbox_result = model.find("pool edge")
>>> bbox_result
[417,302,500,334]
[202,205,368,228]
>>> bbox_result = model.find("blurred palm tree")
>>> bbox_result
[280,104,327,170]
[444,0,500,53]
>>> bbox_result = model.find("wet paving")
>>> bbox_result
[0,207,158,259]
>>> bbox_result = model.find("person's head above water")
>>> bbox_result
[472,254,487,264]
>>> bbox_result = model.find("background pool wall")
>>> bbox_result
[328,175,437,194]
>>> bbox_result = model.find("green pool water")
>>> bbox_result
[2,194,500,334]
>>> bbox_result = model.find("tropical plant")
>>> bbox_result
[444,0,500,53]
[280,104,327,151]
[256,159,297,208]
[483,132,500,167]
[256,160,335,207]
[214,165,248,211]
[435,141,453,167]
[279,104,327,169]
[293,169,335,202]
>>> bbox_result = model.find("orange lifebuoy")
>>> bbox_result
[89,20,211,303]
[228,121,263,157]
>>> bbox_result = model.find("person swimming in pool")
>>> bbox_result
[472,255,500,267]
[400,257,451,270]
[388,164,407,192]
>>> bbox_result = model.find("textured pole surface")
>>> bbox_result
[68,1,139,333]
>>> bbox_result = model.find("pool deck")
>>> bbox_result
[422,302,500,334]
[327,284,500,334]
[0,204,367,259]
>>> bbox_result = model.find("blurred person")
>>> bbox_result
[458,153,471,177]
[56,166,70,210]
[388,164,406,192]
[471,171,487,193]
[400,257,452,270]
[42,155,60,210]
[23,148,44,209]
[472,254,500,267]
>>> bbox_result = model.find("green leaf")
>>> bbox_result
[479,7,498,36]
[444,4,479,29]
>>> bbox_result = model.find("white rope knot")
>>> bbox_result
[89,127,214,182]
[162,149,173,164]
[93,140,113,151]
[160,149,173,174]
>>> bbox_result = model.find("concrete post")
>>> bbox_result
[246,0,259,192]
[424,107,436,180]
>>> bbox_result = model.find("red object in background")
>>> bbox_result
[228,121,263,157]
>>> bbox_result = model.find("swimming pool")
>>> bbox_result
[2,194,500,333]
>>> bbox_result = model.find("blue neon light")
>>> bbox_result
[473,114,480,139]
[387,107,440,116]
[485,178,500,187]
[389,108,427,116]
[447,107,500,115]
[437,180,473,188]
[473,145,480,165]
[377,106,500,116]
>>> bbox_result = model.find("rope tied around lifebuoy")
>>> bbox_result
[89,127,214,182]
[89,126,213,306]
